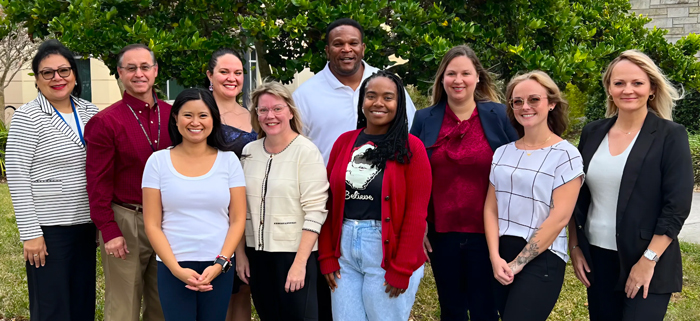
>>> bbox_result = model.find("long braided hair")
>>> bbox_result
[356,70,412,169]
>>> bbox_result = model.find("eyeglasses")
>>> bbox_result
[509,94,545,110]
[256,104,288,115]
[119,64,156,73]
[38,67,72,80]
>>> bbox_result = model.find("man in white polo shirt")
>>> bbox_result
[293,18,416,164]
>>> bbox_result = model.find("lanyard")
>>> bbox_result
[126,100,161,152]
[53,99,85,145]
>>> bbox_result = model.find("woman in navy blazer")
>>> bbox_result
[569,50,694,321]
[410,45,517,321]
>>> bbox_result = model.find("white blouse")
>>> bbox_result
[490,141,584,262]
[584,133,638,251]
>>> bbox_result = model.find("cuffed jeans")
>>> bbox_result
[331,219,423,321]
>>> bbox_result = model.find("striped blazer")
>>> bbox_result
[6,92,99,241]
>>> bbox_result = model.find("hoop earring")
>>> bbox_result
[209,82,213,92]
[607,95,613,102]
[649,94,655,101]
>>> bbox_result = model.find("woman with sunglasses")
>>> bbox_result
[484,71,584,321]
[6,39,100,321]
[236,81,329,320]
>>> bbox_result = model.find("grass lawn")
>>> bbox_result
[1,182,699,320]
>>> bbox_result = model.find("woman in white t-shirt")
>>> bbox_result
[142,88,247,321]
[483,71,584,321]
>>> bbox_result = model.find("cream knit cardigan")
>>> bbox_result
[241,135,329,252]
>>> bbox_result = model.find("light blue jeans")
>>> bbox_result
[331,219,424,321]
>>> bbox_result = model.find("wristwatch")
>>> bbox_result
[643,249,659,263]
[214,255,232,273]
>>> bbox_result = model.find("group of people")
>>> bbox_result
[5,17,694,321]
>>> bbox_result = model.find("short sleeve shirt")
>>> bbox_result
[489,141,584,261]
[344,132,385,220]
[142,149,246,262]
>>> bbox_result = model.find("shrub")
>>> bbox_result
[675,88,700,134]
[690,134,700,187]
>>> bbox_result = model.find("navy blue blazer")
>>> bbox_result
[410,99,519,158]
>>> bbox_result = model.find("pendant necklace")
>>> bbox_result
[522,135,552,156]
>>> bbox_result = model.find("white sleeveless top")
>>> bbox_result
[584,132,639,251]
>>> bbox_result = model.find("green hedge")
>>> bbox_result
[690,134,699,187]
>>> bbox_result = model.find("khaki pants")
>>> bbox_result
[99,203,164,321]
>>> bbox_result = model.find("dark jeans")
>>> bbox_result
[157,261,235,321]
[26,223,96,321]
[493,236,565,321]
[427,223,498,321]
[247,248,320,321]
[587,245,671,321]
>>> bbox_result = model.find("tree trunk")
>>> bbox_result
[0,89,5,126]
[255,40,272,80]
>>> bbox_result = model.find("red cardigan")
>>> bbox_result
[318,129,432,289]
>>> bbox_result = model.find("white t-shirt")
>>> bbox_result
[585,133,639,251]
[59,111,84,138]
[293,61,417,164]
[490,141,584,262]
[142,149,246,262]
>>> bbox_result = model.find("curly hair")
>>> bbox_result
[356,70,412,169]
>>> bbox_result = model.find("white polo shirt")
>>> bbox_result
[293,61,416,164]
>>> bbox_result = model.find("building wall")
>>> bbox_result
[630,0,700,43]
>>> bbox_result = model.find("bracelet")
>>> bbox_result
[570,245,579,250]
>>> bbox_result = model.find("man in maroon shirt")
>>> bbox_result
[85,44,170,321]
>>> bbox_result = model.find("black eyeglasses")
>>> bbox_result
[38,67,72,80]
[119,64,156,73]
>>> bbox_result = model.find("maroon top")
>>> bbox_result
[429,105,493,233]
[85,92,172,243]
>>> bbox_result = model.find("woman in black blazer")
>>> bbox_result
[568,50,694,321]
[410,45,517,321]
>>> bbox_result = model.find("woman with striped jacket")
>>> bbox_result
[6,39,99,321]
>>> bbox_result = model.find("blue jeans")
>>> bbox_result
[157,261,235,321]
[331,219,424,321]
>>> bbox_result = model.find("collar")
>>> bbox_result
[321,60,377,90]
[122,90,159,111]
[36,91,86,115]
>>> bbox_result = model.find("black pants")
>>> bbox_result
[26,223,96,321]
[427,223,498,321]
[247,248,320,321]
[587,245,671,321]
[158,261,235,321]
[493,236,565,321]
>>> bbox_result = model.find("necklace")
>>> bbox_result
[263,135,299,157]
[521,135,552,156]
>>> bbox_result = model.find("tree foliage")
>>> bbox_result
[3,0,699,127]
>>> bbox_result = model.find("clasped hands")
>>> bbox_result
[174,265,222,292]
[491,255,523,286]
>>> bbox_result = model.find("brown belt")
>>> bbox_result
[114,202,143,213]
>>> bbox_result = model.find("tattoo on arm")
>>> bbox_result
[513,228,541,269]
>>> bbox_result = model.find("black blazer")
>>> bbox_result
[573,112,694,294]
[410,99,519,157]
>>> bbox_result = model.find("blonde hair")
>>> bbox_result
[602,50,680,120]
[249,81,304,138]
[431,45,501,105]
[505,70,569,137]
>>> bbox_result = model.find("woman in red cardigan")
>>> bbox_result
[318,70,432,321]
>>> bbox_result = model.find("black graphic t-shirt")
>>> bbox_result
[344,132,385,221]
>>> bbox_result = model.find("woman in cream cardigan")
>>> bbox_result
[235,81,329,321]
